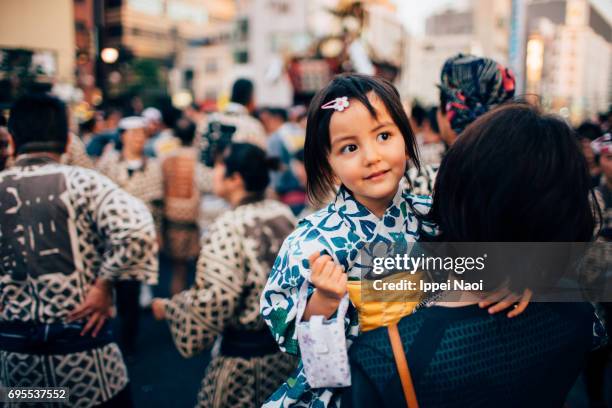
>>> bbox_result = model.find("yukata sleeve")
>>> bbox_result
[88,171,159,284]
[162,216,245,357]
[260,225,325,356]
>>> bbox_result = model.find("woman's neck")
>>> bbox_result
[123,150,142,161]
[227,189,250,208]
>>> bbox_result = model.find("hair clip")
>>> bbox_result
[321,96,350,112]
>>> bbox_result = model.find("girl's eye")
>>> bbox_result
[340,144,358,154]
[377,132,391,142]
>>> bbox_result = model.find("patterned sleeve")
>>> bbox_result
[87,171,159,284]
[405,164,439,196]
[163,215,245,358]
[260,223,327,355]
[195,162,213,194]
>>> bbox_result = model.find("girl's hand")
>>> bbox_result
[478,288,532,318]
[309,252,348,301]
[301,253,348,321]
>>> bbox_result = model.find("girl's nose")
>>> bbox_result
[362,143,382,165]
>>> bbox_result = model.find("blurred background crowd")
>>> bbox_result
[0,0,611,407]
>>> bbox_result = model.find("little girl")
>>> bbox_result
[260,74,436,407]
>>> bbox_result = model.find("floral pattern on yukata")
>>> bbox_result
[260,185,436,407]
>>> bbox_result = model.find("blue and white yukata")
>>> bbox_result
[260,185,435,407]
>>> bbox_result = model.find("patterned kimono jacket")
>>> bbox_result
[160,199,299,408]
[260,185,435,407]
[405,163,439,196]
[97,150,164,232]
[0,156,158,407]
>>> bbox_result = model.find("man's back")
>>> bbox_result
[0,156,158,407]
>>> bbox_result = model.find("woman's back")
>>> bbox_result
[347,302,599,408]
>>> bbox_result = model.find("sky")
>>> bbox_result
[392,0,612,36]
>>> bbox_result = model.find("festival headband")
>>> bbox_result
[321,96,350,112]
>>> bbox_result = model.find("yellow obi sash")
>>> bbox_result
[347,272,424,332]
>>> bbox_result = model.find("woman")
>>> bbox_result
[345,103,605,407]
[152,143,298,408]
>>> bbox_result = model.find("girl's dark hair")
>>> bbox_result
[304,73,419,204]
[430,102,599,242]
[218,143,279,194]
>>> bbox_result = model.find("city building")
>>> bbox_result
[0,0,76,104]
[74,0,98,104]
[525,0,611,122]
[401,0,512,105]
[232,0,404,106]
[99,0,234,104]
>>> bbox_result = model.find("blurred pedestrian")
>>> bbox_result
[97,116,163,355]
[202,78,267,155]
[161,117,212,294]
[152,143,297,408]
[85,106,123,159]
[264,107,307,215]
[0,93,158,407]
[0,115,13,171]
[587,132,612,408]
[410,103,445,166]
[577,121,604,187]
[145,104,181,158]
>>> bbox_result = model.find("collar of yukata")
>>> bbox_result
[332,185,405,242]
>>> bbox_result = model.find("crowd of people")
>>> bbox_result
[0,52,611,408]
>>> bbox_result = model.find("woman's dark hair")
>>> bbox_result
[575,121,602,142]
[174,117,196,146]
[218,143,279,195]
[426,107,440,134]
[304,73,420,204]
[8,93,68,154]
[430,102,598,242]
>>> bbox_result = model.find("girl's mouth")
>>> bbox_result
[364,169,390,181]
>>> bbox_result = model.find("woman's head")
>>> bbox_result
[431,103,597,242]
[304,74,419,210]
[212,143,278,204]
[438,54,516,145]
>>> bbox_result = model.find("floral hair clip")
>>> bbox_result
[321,96,350,112]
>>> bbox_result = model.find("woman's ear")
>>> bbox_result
[227,172,245,190]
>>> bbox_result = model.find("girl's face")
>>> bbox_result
[328,93,407,215]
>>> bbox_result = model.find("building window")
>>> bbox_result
[235,18,249,43]
[234,50,248,64]
[205,89,217,100]
[107,24,123,37]
[205,59,218,73]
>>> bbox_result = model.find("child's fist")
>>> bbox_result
[308,252,348,301]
